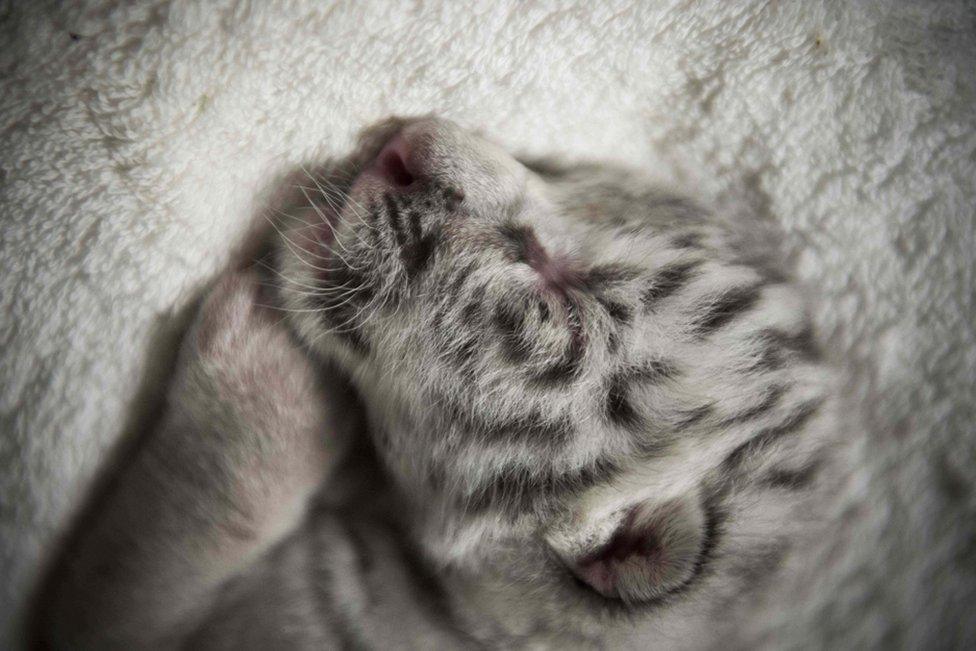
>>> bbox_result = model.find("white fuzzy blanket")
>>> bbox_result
[2,1,974,645]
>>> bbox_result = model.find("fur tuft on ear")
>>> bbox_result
[562,497,706,602]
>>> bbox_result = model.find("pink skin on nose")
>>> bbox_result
[375,134,416,187]
[355,132,418,190]
[347,131,419,203]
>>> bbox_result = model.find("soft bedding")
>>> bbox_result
[1,1,974,645]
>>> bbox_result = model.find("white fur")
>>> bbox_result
[2,1,974,647]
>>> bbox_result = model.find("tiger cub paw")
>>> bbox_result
[174,270,352,474]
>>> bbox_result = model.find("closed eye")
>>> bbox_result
[518,157,574,179]
[498,222,583,300]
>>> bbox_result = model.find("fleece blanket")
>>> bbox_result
[2,1,974,645]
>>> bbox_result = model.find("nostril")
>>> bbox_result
[378,147,415,188]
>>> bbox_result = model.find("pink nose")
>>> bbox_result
[374,133,417,188]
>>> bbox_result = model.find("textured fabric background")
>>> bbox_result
[1,1,974,645]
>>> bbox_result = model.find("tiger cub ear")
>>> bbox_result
[551,496,707,602]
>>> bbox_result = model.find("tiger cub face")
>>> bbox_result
[278,117,833,637]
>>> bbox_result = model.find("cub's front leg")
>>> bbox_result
[35,271,353,649]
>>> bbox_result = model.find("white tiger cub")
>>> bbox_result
[33,117,840,649]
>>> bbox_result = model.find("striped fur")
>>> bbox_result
[274,118,838,644]
[34,118,838,649]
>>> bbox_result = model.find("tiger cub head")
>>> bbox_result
[278,117,834,635]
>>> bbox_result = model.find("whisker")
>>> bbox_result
[318,185,384,243]
[313,170,376,226]
[272,206,369,272]
[301,165,378,236]
[264,213,347,271]
[259,211,349,275]
[254,258,365,296]
[306,183,380,253]
[295,182,366,260]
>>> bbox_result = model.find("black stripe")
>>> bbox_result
[338,328,370,356]
[492,412,573,446]
[498,222,550,273]
[673,403,713,430]
[314,266,373,355]
[719,385,789,427]
[528,319,590,387]
[430,300,445,332]
[604,373,642,429]
[598,296,633,325]
[761,459,821,490]
[462,456,620,515]
[432,262,476,330]
[720,399,824,475]
[638,489,727,607]
[672,232,704,249]
[647,195,705,219]
[641,260,702,310]
[934,453,970,504]
[441,186,465,211]
[780,326,819,359]
[583,263,642,291]
[459,286,486,327]
[323,262,370,301]
[565,299,587,362]
[446,261,476,296]
[403,225,440,279]
[603,361,678,430]
[537,299,551,322]
[408,209,422,242]
[495,302,531,363]
[452,335,479,369]
[529,347,582,387]
[444,398,573,451]
[425,463,446,491]
[749,326,820,371]
[605,379,640,428]
[753,343,785,372]
[384,193,405,248]
[363,200,382,250]
[629,359,679,382]
[692,285,762,336]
